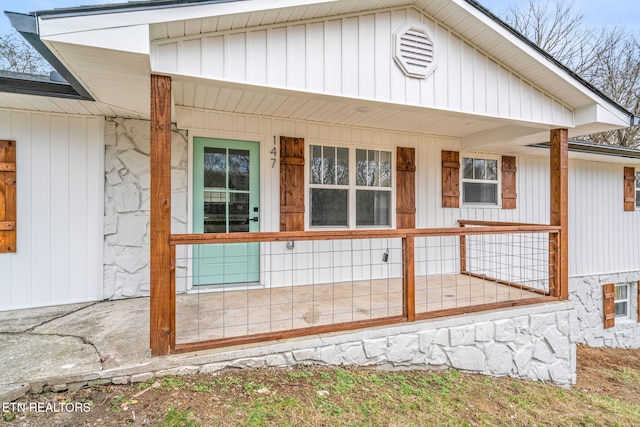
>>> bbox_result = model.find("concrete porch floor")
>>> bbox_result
[177,274,546,344]
[0,274,546,401]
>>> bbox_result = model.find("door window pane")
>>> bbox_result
[203,147,226,189]
[228,193,249,232]
[311,189,348,226]
[228,149,250,190]
[204,191,226,233]
[356,190,391,226]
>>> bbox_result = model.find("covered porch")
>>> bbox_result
[149,74,570,356]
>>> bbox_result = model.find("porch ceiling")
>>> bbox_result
[173,74,558,145]
[172,75,631,149]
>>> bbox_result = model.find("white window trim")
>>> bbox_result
[305,142,396,230]
[460,153,502,208]
[614,283,630,320]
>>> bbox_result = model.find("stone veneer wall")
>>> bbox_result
[570,271,640,348]
[112,302,579,386]
[103,118,188,299]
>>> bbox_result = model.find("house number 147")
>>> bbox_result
[271,137,277,168]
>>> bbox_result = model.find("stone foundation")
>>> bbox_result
[112,302,577,386]
[103,118,188,299]
[570,271,640,348]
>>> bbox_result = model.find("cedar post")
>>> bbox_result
[150,74,175,356]
[550,129,568,300]
[403,234,415,321]
[459,224,466,274]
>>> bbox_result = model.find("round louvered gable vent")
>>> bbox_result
[393,23,437,79]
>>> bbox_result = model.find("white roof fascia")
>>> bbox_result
[450,0,631,128]
[575,104,630,128]
[42,25,150,55]
[36,0,339,37]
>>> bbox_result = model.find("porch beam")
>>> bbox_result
[150,74,175,356]
[550,128,569,300]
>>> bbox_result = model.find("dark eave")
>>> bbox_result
[4,12,94,101]
[0,72,87,99]
[531,141,640,160]
[24,0,241,18]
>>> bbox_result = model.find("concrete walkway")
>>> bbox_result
[0,298,153,401]
[0,297,259,402]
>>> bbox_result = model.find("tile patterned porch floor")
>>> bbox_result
[176,274,547,344]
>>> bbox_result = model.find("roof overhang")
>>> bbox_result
[527,141,640,165]
[5,0,636,140]
[5,11,94,101]
[0,72,85,99]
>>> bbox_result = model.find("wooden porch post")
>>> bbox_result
[150,74,175,356]
[403,234,415,322]
[550,128,569,300]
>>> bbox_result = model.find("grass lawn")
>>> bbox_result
[4,346,640,426]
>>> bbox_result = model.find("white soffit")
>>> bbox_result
[170,74,559,139]
[35,0,344,37]
[42,25,150,55]
[44,40,152,117]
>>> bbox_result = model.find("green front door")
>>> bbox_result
[193,138,260,285]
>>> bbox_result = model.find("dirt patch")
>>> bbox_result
[3,345,640,426]
[576,345,640,404]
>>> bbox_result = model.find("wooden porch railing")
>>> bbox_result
[163,222,562,354]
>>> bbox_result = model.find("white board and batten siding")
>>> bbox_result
[179,107,638,285]
[0,110,104,311]
[569,160,640,277]
[178,107,553,285]
[153,7,573,128]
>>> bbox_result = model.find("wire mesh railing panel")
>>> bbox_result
[465,233,551,291]
[174,237,405,345]
[413,231,552,315]
[168,224,559,350]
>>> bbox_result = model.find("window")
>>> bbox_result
[636,171,640,209]
[614,284,630,319]
[309,145,392,228]
[461,157,498,205]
